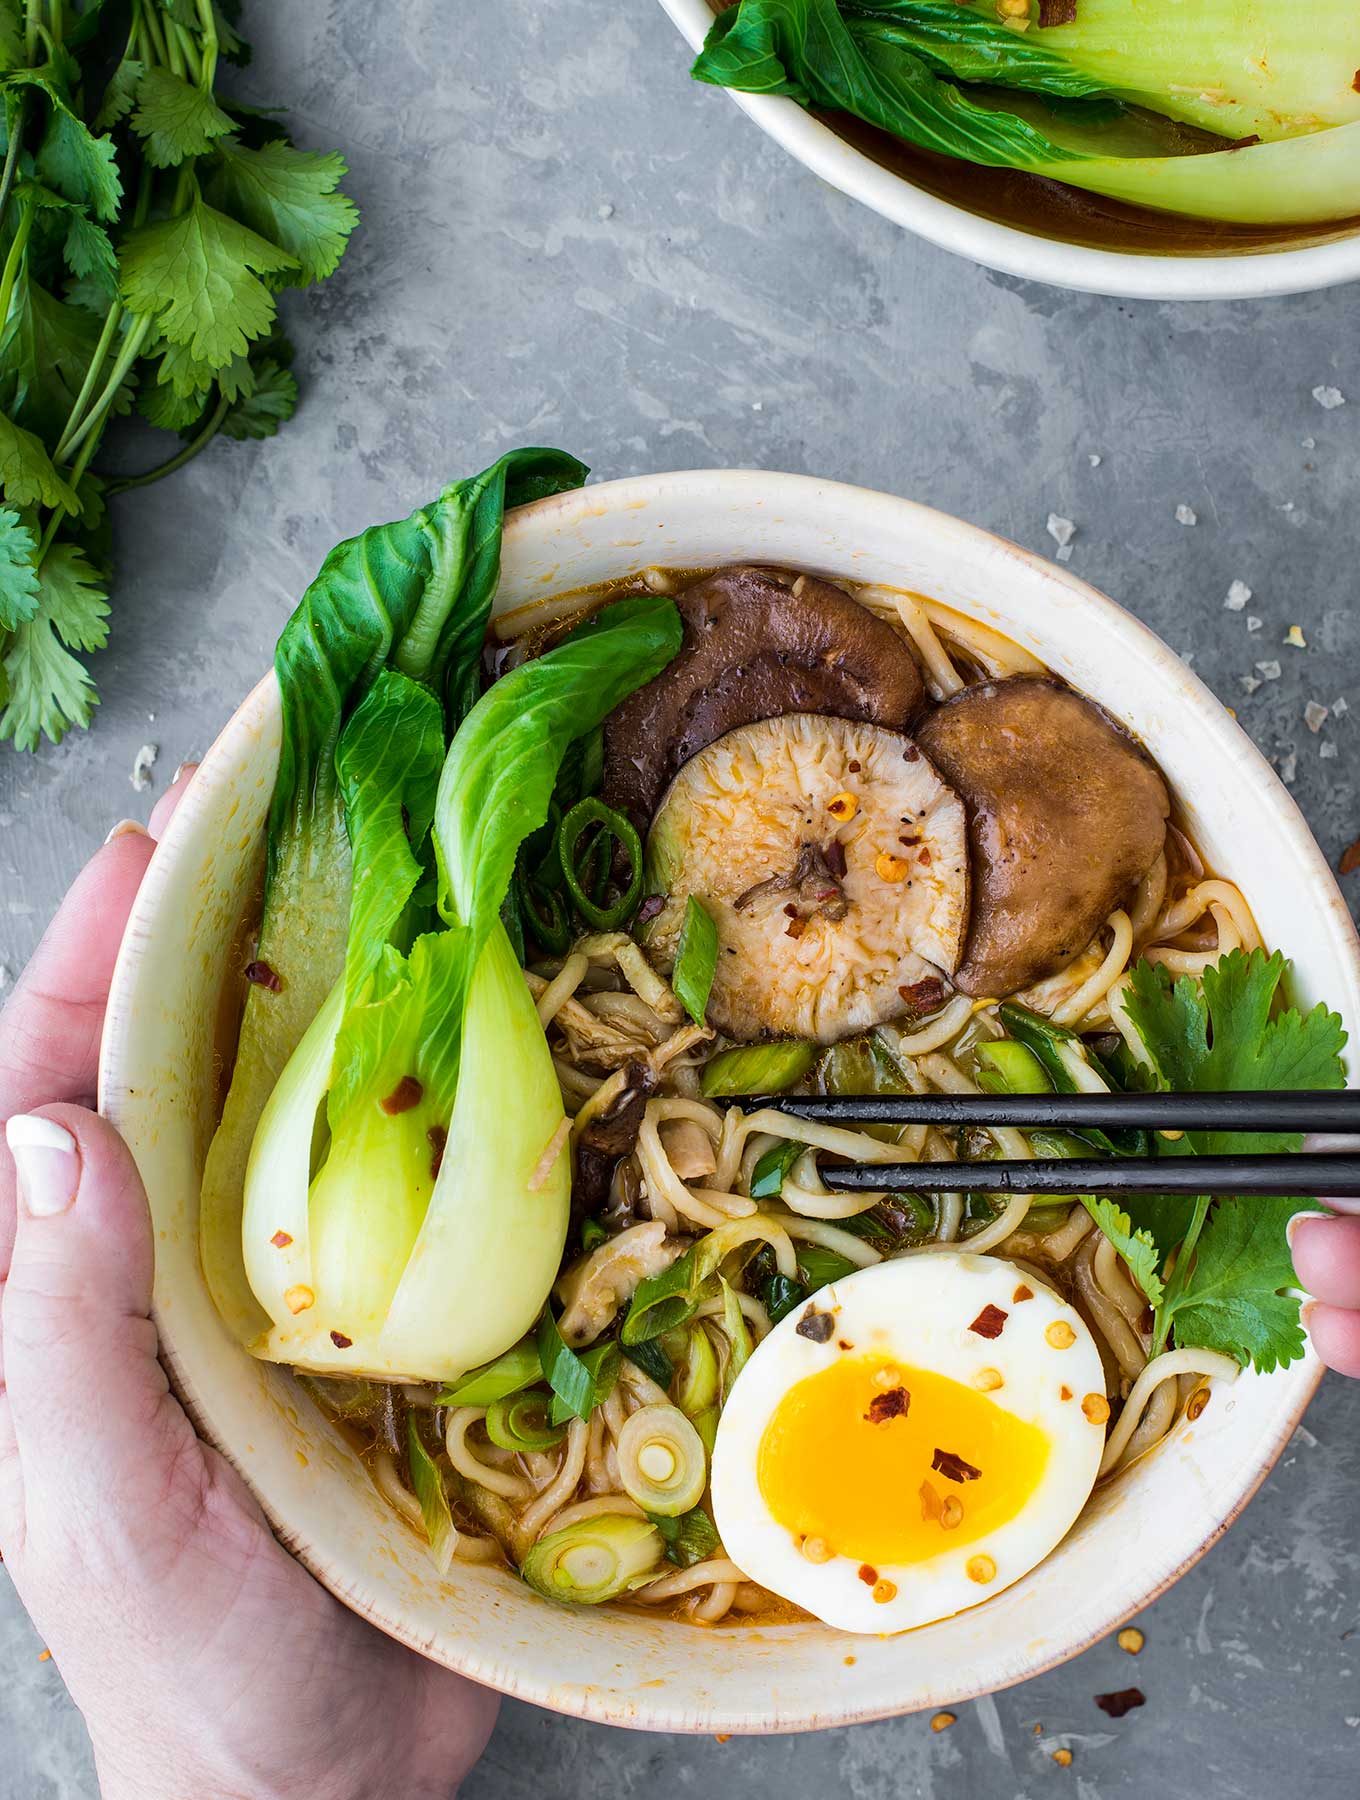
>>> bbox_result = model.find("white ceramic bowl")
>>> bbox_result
[99,470,1360,1733]
[655,0,1360,301]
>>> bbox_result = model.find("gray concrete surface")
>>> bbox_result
[2,2,1358,1795]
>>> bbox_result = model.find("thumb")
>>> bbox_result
[2,1104,175,1526]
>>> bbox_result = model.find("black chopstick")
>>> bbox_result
[746,1090,1360,1133]
[819,1152,1360,1198]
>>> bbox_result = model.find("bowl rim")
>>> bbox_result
[653,0,1360,302]
[99,467,1354,1733]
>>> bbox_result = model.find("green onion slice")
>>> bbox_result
[700,1038,817,1098]
[672,895,718,1027]
[558,797,644,931]
[521,1514,665,1606]
[617,1403,708,1517]
[436,1337,541,1407]
[485,1389,568,1453]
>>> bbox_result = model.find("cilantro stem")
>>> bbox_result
[0,193,36,338]
[139,0,171,70]
[106,391,231,494]
[52,313,153,468]
[195,0,220,91]
[54,303,124,463]
[0,98,26,241]
[1150,1193,1211,1357]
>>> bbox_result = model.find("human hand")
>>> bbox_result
[1,777,498,1800]
[1291,1185,1360,1379]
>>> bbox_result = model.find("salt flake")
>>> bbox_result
[1247,616,1263,633]
[1304,701,1329,734]
[1301,436,1316,450]
[1088,453,1102,468]
[1224,580,1251,612]
[1320,742,1339,760]
[1046,513,1076,549]
[1312,385,1346,410]
[1332,696,1348,717]
[1279,750,1298,785]
[130,743,159,791]
[1175,504,1198,526]
[1239,676,1262,695]
[1256,660,1282,680]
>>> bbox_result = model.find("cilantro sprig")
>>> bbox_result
[1119,948,1348,1374]
[0,0,358,749]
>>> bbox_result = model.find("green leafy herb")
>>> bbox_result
[1118,949,1347,1371]
[0,3,360,749]
[672,895,719,1026]
[649,1506,721,1569]
[749,1138,803,1199]
[623,1336,674,1389]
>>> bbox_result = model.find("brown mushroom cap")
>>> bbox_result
[603,565,925,825]
[915,676,1169,997]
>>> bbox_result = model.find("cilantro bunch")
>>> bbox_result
[1116,949,1348,1375]
[0,1,358,750]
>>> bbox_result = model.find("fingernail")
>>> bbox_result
[1286,1209,1331,1252]
[5,1115,79,1217]
[104,819,149,845]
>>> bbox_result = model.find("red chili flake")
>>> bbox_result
[969,1303,1008,1339]
[857,1563,878,1586]
[244,959,282,992]
[898,833,921,848]
[847,760,861,773]
[1095,1689,1146,1719]
[428,1124,447,1178]
[866,1386,911,1424]
[918,846,932,866]
[931,1446,982,1483]
[898,976,947,1016]
[903,743,920,762]
[381,1075,424,1115]
[824,837,847,879]
[1340,837,1360,876]
[786,916,808,939]
[796,1305,835,1344]
[1353,70,1360,94]
[784,902,799,917]
[838,1338,855,1351]
[1012,1283,1035,1303]
[1038,0,1077,24]
[329,1330,353,1349]
[636,894,665,926]
[1226,133,1262,149]
[1060,1386,1073,1401]
[270,1229,293,1249]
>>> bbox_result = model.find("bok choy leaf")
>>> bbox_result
[201,450,588,1341]
[694,0,1360,225]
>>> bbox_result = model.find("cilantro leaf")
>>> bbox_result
[207,138,359,286]
[0,272,111,443]
[0,542,109,749]
[1080,1197,1163,1307]
[1160,1196,1306,1374]
[25,82,122,220]
[119,199,298,369]
[149,335,255,401]
[1121,947,1347,1373]
[137,371,210,433]
[62,211,118,291]
[131,67,235,168]
[0,409,80,511]
[219,357,297,440]
[1123,950,1346,1155]
[0,508,40,630]
[94,55,145,129]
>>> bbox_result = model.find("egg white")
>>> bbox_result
[710,1253,1107,1634]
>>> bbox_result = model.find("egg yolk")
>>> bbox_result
[757,1353,1049,1567]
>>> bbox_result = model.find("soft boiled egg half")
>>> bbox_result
[710,1253,1107,1634]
